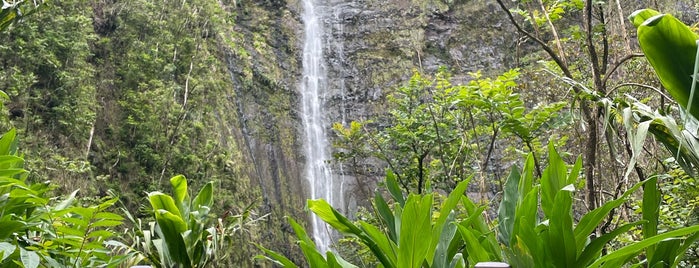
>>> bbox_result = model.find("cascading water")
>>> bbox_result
[300,0,337,252]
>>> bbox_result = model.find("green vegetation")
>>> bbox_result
[5,0,699,267]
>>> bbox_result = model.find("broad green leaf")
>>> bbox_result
[288,217,316,249]
[432,212,458,268]
[19,247,39,268]
[385,170,405,206]
[308,199,359,235]
[0,129,17,156]
[548,188,576,268]
[428,176,470,264]
[635,12,699,118]
[0,242,15,262]
[643,176,660,261]
[498,165,520,246]
[648,239,681,267]
[298,241,328,268]
[574,179,647,254]
[170,175,188,203]
[541,143,567,217]
[309,199,395,267]
[629,9,661,27]
[254,244,299,268]
[577,222,639,266]
[327,252,359,268]
[448,253,465,268]
[374,192,397,242]
[672,232,699,267]
[192,182,213,209]
[149,192,182,220]
[397,194,432,268]
[360,222,397,265]
[154,209,191,267]
[0,219,23,240]
[589,224,699,267]
[455,224,490,263]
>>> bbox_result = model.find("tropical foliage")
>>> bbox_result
[261,144,699,267]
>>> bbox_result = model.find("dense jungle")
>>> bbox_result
[3,0,699,267]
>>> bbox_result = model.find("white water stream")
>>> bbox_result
[300,0,336,252]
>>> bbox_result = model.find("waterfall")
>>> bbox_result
[300,0,336,252]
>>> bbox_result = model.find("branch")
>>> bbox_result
[494,0,572,78]
[602,53,644,88]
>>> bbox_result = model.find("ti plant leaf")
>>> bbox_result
[631,9,699,119]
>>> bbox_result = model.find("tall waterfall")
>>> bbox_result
[300,0,336,252]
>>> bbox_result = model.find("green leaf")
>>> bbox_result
[0,129,17,156]
[326,252,359,268]
[643,176,661,262]
[589,225,699,267]
[548,188,576,268]
[0,219,24,240]
[635,12,699,118]
[0,242,15,262]
[308,199,395,267]
[374,192,397,242]
[397,194,433,268]
[287,217,316,249]
[298,240,328,268]
[455,223,490,263]
[19,247,39,268]
[149,192,182,221]
[255,244,299,268]
[498,165,520,246]
[428,176,470,264]
[432,212,458,268]
[170,175,189,217]
[577,222,639,266]
[574,179,647,255]
[386,170,405,206]
[359,221,397,265]
[629,9,661,28]
[192,182,213,209]
[154,209,191,267]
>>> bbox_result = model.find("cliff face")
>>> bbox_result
[224,0,517,259]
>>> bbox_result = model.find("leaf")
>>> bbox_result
[574,179,648,254]
[326,252,359,268]
[255,244,299,268]
[0,242,15,262]
[455,223,490,263]
[396,194,432,268]
[308,199,395,267]
[153,209,190,267]
[359,221,396,265]
[432,212,458,268]
[19,247,39,268]
[634,12,699,118]
[149,192,182,221]
[170,175,189,217]
[428,176,470,264]
[498,165,520,246]
[589,224,699,267]
[547,188,576,268]
[192,182,213,209]
[385,170,405,206]
[0,129,17,156]
[629,9,661,28]
[643,176,661,262]
[577,222,640,266]
[374,192,397,242]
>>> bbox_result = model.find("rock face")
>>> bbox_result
[225,0,518,259]
[314,0,517,213]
